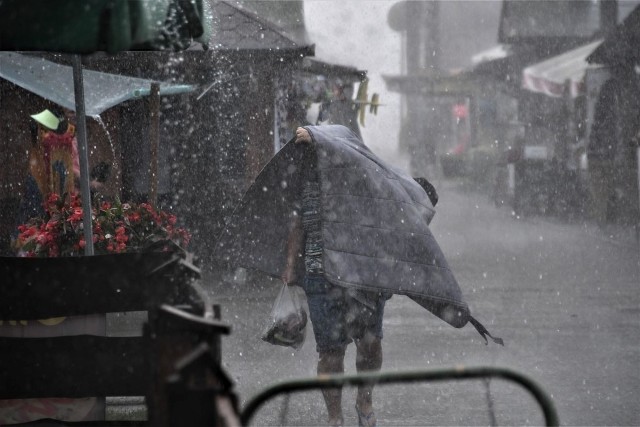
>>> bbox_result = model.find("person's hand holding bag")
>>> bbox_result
[261,281,308,349]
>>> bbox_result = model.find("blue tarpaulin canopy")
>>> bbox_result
[0,52,195,116]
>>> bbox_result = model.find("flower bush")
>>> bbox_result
[15,193,190,257]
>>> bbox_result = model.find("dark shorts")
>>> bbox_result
[302,275,386,353]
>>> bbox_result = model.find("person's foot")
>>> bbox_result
[355,405,377,427]
[328,416,344,427]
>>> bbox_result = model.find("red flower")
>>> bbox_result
[127,211,141,223]
[36,234,48,246]
[45,219,59,231]
[18,225,38,238]
[15,193,190,257]
[114,226,127,242]
[67,207,83,223]
[47,193,60,205]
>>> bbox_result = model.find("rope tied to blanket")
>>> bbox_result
[469,316,504,346]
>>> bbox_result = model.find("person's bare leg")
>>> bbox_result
[355,332,382,418]
[318,349,345,426]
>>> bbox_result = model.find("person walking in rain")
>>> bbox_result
[215,124,501,427]
[281,127,386,427]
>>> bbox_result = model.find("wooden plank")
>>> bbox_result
[1,419,148,426]
[0,336,149,399]
[0,253,203,319]
[0,314,107,423]
[0,252,211,423]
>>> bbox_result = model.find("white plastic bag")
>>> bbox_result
[261,283,307,350]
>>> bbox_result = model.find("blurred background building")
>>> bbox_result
[385,0,639,227]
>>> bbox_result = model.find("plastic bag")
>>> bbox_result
[261,283,308,350]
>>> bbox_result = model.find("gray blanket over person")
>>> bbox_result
[215,124,503,345]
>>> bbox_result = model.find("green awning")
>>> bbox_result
[0,52,195,116]
[0,0,211,53]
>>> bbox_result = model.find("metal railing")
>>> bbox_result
[241,365,559,426]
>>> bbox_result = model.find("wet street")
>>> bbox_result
[205,179,640,426]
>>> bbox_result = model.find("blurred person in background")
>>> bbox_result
[17,107,79,226]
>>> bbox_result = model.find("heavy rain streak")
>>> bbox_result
[0,1,638,426]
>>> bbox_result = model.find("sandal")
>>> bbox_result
[355,405,377,427]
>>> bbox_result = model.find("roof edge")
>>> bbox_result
[220,0,311,50]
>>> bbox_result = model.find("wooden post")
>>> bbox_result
[147,305,232,427]
[149,82,160,207]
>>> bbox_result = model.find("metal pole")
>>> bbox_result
[149,82,160,207]
[241,366,560,427]
[72,55,94,256]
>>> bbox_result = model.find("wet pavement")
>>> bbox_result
[204,179,640,426]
